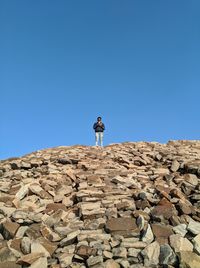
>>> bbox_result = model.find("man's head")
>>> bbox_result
[97,117,102,122]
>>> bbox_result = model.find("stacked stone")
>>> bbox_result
[0,140,200,267]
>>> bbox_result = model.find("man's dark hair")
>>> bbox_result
[97,117,102,120]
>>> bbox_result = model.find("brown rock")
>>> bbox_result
[106,217,139,236]
[151,224,173,244]
[25,224,41,240]
[156,185,171,199]
[45,203,67,213]
[10,238,22,253]
[135,199,150,210]
[1,141,200,268]
[2,220,20,239]
[16,252,45,265]
[29,183,52,199]
[76,245,97,259]
[40,225,61,242]
[176,201,192,215]
[37,237,57,256]
[151,198,177,220]
[0,262,21,268]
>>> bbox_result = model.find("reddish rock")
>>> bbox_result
[106,217,139,236]
[10,238,22,253]
[151,198,177,220]
[76,245,97,259]
[151,224,174,245]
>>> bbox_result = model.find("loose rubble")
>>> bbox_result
[0,140,200,267]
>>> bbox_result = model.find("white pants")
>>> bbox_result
[95,132,103,146]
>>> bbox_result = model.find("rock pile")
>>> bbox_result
[0,140,200,268]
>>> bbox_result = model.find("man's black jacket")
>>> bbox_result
[93,122,105,132]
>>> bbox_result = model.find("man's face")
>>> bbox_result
[98,118,101,122]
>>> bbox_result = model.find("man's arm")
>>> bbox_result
[102,123,105,130]
[93,123,97,129]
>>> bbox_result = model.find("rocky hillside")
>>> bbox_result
[0,141,200,268]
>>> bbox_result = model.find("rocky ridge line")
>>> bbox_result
[0,140,200,268]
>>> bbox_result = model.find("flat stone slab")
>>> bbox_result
[106,217,138,232]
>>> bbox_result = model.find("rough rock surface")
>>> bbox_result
[0,140,200,267]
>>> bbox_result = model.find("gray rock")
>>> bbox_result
[16,226,29,238]
[141,241,160,267]
[15,184,29,200]
[128,248,141,257]
[188,220,200,235]
[103,250,113,259]
[136,214,145,230]
[193,233,200,254]
[112,247,127,258]
[21,237,31,254]
[0,206,16,217]
[87,256,103,266]
[184,174,199,186]
[138,192,147,200]
[173,224,187,237]
[118,259,130,268]
[142,224,154,244]
[58,158,72,164]
[159,244,177,266]
[60,230,80,247]
[0,246,17,263]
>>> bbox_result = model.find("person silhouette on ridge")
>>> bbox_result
[93,117,105,147]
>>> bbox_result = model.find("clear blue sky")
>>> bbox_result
[1,1,200,159]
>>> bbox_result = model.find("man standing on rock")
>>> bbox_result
[93,116,105,147]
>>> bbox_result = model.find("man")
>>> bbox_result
[93,117,105,147]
